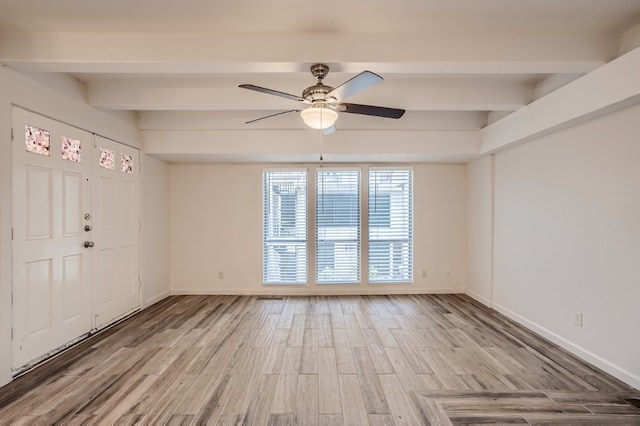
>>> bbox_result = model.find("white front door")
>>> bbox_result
[92,136,140,329]
[11,108,93,369]
[12,107,141,370]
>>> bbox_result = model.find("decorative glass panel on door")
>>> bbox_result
[25,125,50,156]
[99,147,115,169]
[61,136,82,162]
[120,153,133,173]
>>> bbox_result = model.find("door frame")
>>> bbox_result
[10,106,141,375]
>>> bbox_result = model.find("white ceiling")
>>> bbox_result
[1,0,639,163]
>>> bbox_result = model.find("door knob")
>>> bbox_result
[83,241,94,248]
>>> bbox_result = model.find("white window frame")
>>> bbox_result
[315,168,361,285]
[262,169,308,285]
[261,165,414,287]
[367,167,414,284]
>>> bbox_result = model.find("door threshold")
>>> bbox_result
[12,308,141,378]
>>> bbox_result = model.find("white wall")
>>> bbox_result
[492,104,640,389]
[140,154,171,307]
[0,71,13,387]
[466,155,494,306]
[170,163,467,295]
[0,68,170,387]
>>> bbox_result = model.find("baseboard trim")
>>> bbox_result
[464,288,493,308]
[142,290,171,309]
[492,301,640,390]
[170,287,461,297]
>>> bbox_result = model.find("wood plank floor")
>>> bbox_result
[0,294,638,425]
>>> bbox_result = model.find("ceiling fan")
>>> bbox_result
[239,64,405,134]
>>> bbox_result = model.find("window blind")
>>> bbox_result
[316,170,360,283]
[368,169,413,282]
[263,171,307,284]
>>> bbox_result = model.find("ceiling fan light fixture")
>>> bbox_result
[300,106,338,130]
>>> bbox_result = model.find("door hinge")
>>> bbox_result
[11,127,14,141]
[138,278,142,289]
[11,227,14,240]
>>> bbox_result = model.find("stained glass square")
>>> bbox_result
[61,136,82,162]
[25,125,50,156]
[99,147,115,169]
[120,153,133,174]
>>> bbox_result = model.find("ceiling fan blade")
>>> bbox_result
[239,84,308,103]
[245,109,299,124]
[339,103,405,119]
[326,71,383,102]
[322,125,337,136]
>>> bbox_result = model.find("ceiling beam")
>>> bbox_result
[0,31,614,75]
[481,47,640,154]
[87,78,530,111]
[137,110,488,131]
[142,129,480,164]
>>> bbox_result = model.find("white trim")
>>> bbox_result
[171,287,461,296]
[492,301,640,390]
[464,288,493,308]
[368,165,415,172]
[488,154,495,305]
[142,291,171,309]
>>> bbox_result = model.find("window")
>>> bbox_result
[263,167,413,286]
[316,170,360,283]
[368,169,413,282]
[263,171,308,284]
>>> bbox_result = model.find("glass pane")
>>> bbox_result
[99,147,115,169]
[316,170,360,284]
[61,136,82,162]
[263,171,308,284]
[25,125,50,156]
[264,242,308,284]
[121,153,133,173]
[368,169,413,283]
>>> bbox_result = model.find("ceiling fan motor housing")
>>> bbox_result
[302,83,334,103]
[303,64,335,104]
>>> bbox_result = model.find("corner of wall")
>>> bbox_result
[0,76,14,387]
[139,153,171,307]
[464,155,495,307]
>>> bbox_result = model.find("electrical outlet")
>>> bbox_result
[445,272,451,279]
[218,271,224,279]
[421,270,427,278]
[573,311,583,327]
